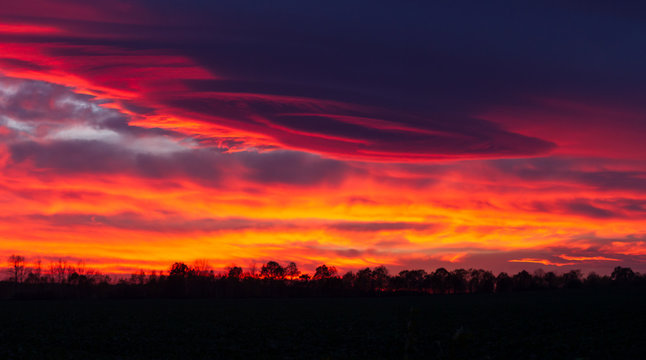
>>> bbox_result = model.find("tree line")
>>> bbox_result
[2,255,645,299]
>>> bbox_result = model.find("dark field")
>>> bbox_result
[1,290,645,359]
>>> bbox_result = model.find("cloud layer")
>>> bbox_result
[0,1,645,274]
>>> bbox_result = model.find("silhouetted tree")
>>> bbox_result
[372,266,389,290]
[354,267,373,292]
[585,272,604,288]
[544,271,560,289]
[147,270,159,285]
[611,266,635,283]
[169,262,191,277]
[563,270,582,288]
[129,270,146,285]
[7,255,25,284]
[227,266,243,280]
[429,268,450,294]
[23,258,43,284]
[496,272,513,292]
[25,271,40,284]
[260,261,285,280]
[285,262,300,280]
[247,263,258,278]
[450,269,469,294]
[342,271,355,288]
[167,262,192,297]
[397,269,427,291]
[193,259,211,277]
[313,264,337,280]
[2,255,643,300]
[512,270,532,291]
[531,269,547,289]
[68,271,82,286]
[468,269,495,293]
[50,259,68,284]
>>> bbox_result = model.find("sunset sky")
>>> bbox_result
[1,1,645,275]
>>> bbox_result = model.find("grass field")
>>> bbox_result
[1,289,645,359]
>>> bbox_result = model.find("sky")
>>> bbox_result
[0,0,645,275]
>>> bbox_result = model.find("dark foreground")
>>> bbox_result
[1,289,645,359]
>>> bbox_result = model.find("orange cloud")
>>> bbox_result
[602,242,646,256]
[509,259,575,267]
[438,253,467,263]
[559,255,620,262]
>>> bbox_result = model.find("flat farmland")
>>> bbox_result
[1,290,645,359]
